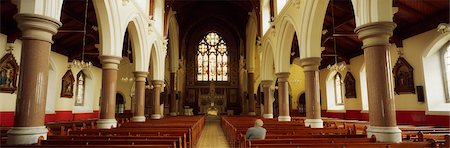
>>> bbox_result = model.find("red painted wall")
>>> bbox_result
[0,110,99,127]
[321,110,449,127]
[0,112,14,126]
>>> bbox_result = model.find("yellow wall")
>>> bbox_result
[117,58,135,111]
[319,28,440,112]
[0,33,102,113]
[288,62,305,109]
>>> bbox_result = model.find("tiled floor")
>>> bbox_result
[196,115,230,148]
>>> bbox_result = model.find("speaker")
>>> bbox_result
[416,86,425,102]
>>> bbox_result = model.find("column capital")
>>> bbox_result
[99,56,122,70]
[299,57,321,72]
[151,80,164,87]
[133,71,148,82]
[355,21,396,49]
[261,80,273,87]
[15,13,62,43]
[275,72,290,82]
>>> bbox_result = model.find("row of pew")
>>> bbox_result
[2,116,205,148]
[221,116,450,148]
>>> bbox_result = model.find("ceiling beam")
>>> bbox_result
[394,1,425,20]
[395,8,449,40]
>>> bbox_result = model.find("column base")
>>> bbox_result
[151,114,161,119]
[170,112,177,116]
[304,118,324,128]
[7,126,48,145]
[263,114,273,118]
[277,116,291,121]
[131,116,146,122]
[366,126,402,143]
[248,112,256,116]
[96,119,117,129]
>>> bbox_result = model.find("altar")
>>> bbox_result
[198,82,226,114]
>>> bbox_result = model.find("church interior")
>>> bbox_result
[0,0,449,147]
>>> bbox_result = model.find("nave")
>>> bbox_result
[1,114,449,147]
[1,0,449,146]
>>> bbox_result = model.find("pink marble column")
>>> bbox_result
[300,57,323,128]
[131,71,148,122]
[169,72,177,116]
[275,72,291,121]
[7,14,61,145]
[151,80,164,119]
[355,21,401,142]
[248,72,256,115]
[97,56,121,129]
[261,80,273,118]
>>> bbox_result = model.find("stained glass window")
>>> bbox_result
[75,72,85,106]
[197,32,228,81]
[334,73,344,105]
[442,43,450,102]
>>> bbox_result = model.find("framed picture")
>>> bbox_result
[0,53,19,93]
[61,70,75,97]
[393,57,415,94]
[344,72,356,98]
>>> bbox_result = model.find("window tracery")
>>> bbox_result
[197,32,228,81]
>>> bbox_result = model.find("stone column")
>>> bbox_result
[151,80,164,119]
[355,22,401,143]
[275,72,291,121]
[131,71,148,122]
[261,80,273,118]
[97,56,121,129]
[300,57,323,128]
[7,14,61,145]
[248,72,256,115]
[169,72,177,116]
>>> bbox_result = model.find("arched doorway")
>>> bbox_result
[116,93,125,114]
[298,93,306,116]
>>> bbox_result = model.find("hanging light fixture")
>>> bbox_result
[327,0,345,72]
[70,0,92,69]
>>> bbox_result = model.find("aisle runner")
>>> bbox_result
[196,115,230,148]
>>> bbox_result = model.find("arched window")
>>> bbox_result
[74,72,86,106]
[334,73,344,105]
[197,32,228,81]
[441,43,450,102]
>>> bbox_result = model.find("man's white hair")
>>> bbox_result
[255,119,264,127]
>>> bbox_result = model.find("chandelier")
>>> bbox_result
[70,0,92,69]
[326,0,345,72]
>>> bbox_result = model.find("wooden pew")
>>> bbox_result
[47,135,184,148]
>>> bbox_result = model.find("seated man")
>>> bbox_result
[245,119,267,140]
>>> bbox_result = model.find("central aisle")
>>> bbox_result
[196,115,230,148]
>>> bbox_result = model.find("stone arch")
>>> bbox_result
[166,9,180,72]
[149,39,165,80]
[92,0,121,56]
[275,15,297,73]
[246,11,258,72]
[124,13,150,72]
[299,0,329,59]
[261,38,275,80]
